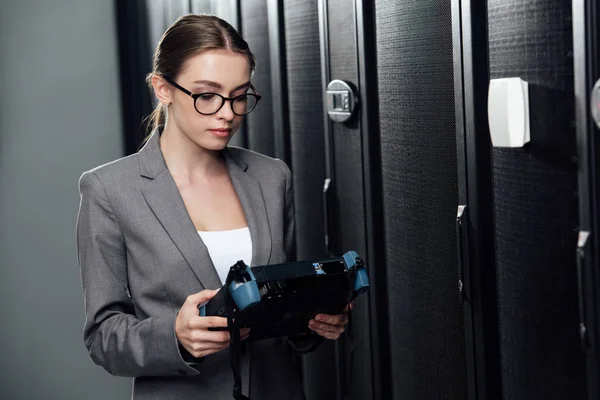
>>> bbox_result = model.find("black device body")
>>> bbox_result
[201,259,356,341]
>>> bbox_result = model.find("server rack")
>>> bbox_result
[573,0,600,399]
[115,0,154,155]
[282,2,336,399]
[316,0,375,398]
[240,0,276,157]
[375,1,469,398]
[451,0,501,399]
[267,0,291,164]
[355,0,392,399]
[487,0,586,398]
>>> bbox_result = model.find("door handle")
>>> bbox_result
[326,80,359,123]
[576,230,592,352]
[456,205,470,304]
[323,178,334,256]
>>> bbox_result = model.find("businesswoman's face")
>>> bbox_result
[154,50,252,151]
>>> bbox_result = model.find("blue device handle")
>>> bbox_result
[228,263,261,311]
[342,250,370,295]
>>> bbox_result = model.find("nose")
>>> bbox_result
[215,99,235,121]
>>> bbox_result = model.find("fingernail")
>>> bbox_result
[316,315,322,321]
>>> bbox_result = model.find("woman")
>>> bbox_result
[76,14,349,399]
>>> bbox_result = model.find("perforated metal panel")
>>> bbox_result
[327,0,366,258]
[284,0,325,260]
[283,2,335,399]
[240,0,275,157]
[288,0,374,398]
[326,1,373,400]
[375,1,468,398]
[487,1,587,399]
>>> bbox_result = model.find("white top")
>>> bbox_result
[197,227,253,285]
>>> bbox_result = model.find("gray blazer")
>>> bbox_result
[76,129,306,399]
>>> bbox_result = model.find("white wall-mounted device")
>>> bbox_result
[488,77,530,148]
[592,78,600,130]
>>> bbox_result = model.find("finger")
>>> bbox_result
[315,313,348,326]
[190,329,231,344]
[311,326,340,340]
[309,319,345,335]
[185,289,220,307]
[190,341,229,353]
[182,340,228,356]
[189,343,229,358]
[240,328,251,336]
[309,319,345,334]
[188,316,229,330]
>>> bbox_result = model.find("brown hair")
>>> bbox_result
[143,14,255,139]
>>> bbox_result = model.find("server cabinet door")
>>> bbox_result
[239,0,290,160]
[115,0,154,155]
[283,1,336,399]
[240,0,276,157]
[487,1,586,398]
[573,0,600,399]
[295,0,379,399]
[146,0,190,48]
[117,0,193,155]
[283,0,326,261]
[452,0,502,399]
[322,0,376,398]
[375,1,469,399]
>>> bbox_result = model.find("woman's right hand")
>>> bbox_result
[175,289,250,358]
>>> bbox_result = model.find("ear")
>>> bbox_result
[151,75,172,106]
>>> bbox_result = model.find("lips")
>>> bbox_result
[208,128,231,138]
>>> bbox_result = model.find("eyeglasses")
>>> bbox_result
[163,76,261,116]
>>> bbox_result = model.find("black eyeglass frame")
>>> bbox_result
[163,76,262,116]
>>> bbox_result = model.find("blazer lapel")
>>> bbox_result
[224,148,272,268]
[138,130,222,290]
[137,128,273,291]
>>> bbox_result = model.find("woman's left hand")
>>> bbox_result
[308,303,353,340]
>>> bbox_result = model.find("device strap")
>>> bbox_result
[345,303,355,391]
[345,264,358,395]
[225,279,250,400]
